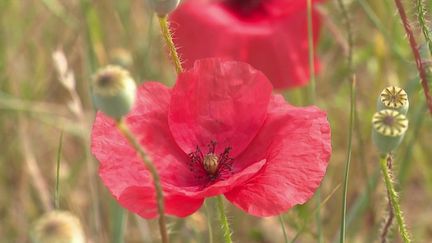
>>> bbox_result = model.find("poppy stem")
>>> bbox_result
[115,118,169,243]
[216,195,233,243]
[158,15,183,74]
[379,154,411,243]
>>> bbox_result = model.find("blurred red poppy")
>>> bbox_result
[91,59,331,218]
[170,0,324,89]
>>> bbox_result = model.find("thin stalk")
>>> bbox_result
[158,15,183,74]
[336,0,355,242]
[393,0,432,115]
[417,0,432,57]
[205,200,214,243]
[279,214,289,243]
[379,155,411,243]
[339,76,356,243]
[115,118,168,243]
[216,195,232,243]
[55,131,64,209]
[381,195,394,243]
[112,203,126,243]
[291,184,341,243]
[306,2,321,241]
[306,0,316,104]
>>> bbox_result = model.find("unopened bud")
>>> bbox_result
[92,65,136,119]
[31,211,85,243]
[377,86,409,115]
[372,109,408,154]
[148,0,180,16]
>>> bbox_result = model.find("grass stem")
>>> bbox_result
[335,0,355,242]
[279,214,289,243]
[55,131,64,209]
[306,0,316,105]
[205,200,214,243]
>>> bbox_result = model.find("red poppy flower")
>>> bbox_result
[91,59,331,218]
[170,0,323,89]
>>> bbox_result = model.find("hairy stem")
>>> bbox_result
[216,195,233,243]
[379,154,411,243]
[116,119,169,243]
[394,0,432,115]
[158,15,183,74]
[381,156,395,243]
[417,0,432,57]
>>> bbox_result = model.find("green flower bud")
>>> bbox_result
[92,65,136,119]
[31,211,85,243]
[148,0,180,16]
[372,109,408,154]
[377,86,409,115]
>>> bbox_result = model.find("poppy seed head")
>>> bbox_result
[93,65,131,96]
[91,65,137,119]
[31,211,85,243]
[372,109,408,137]
[203,153,219,175]
[379,86,408,110]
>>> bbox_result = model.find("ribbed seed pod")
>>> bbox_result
[31,211,85,243]
[372,109,408,154]
[92,65,136,120]
[377,86,409,115]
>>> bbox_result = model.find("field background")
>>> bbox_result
[1,0,432,242]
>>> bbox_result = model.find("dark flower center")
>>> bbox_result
[222,0,263,16]
[383,116,394,126]
[188,141,233,182]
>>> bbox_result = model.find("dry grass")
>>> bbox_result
[1,0,432,242]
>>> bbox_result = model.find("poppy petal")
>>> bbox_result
[92,82,201,218]
[225,95,331,216]
[119,186,204,218]
[170,1,322,89]
[169,59,272,157]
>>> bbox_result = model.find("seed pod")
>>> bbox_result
[31,211,85,243]
[148,0,180,16]
[372,109,408,154]
[377,86,409,115]
[92,65,136,120]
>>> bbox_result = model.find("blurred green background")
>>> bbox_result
[1,0,432,242]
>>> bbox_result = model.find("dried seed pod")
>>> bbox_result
[372,109,408,154]
[377,86,409,115]
[92,65,136,119]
